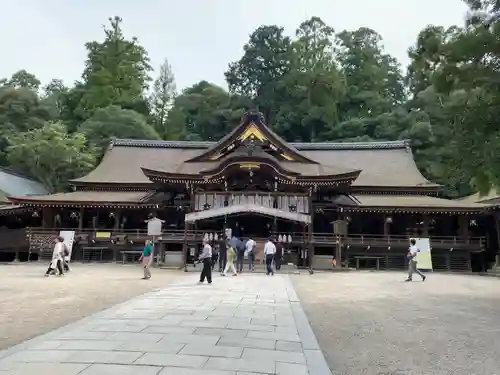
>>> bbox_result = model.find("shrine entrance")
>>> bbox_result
[184,204,312,267]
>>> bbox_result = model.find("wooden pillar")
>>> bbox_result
[494,212,500,261]
[113,209,122,231]
[308,188,314,271]
[458,215,469,239]
[42,207,53,228]
[383,215,390,236]
[422,214,430,237]
[182,223,189,271]
[78,207,84,231]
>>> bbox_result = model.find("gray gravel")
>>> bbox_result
[291,271,500,375]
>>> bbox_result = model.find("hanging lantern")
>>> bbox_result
[287,234,292,243]
[203,233,209,241]
[278,234,283,242]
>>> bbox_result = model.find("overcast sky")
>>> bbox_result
[2,0,468,91]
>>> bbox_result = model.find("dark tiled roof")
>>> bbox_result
[9,191,155,207]
[111,138,409,150]
[71,138,434,189]
[354,195,486,210]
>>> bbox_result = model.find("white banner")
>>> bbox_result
[413,237,433,270]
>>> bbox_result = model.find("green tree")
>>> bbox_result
[336,28,406,120]
[0,86,57,164]
[78,16,152,118]
[225,25,292,121]
[6,121,96,193]
[149,58,177,138]
[426,0,500,193]
[167,81,252,141]
[5,69,41,91]
[273,17,345,141]
[79,105,160,152]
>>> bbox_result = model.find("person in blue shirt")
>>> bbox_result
[231,236,245,273]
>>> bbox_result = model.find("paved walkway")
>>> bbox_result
[0,273,331,375]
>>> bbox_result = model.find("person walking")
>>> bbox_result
[211,243,219,271]
[246,237,256,271]
[218,236,227,273]
[231,236,245,273]
[406,238,426,282]
[223,243,238,276]
[275,241,283,271]
[264,237,276,276]
[62,241,71,272]
[198,239,213,284]
[45,236,65,276]
[139,240,153,280]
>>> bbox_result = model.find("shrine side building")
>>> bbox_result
[9,111,495,271]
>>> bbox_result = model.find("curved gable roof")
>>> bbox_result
[71,139,436,190]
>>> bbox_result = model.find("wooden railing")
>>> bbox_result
[25,227,485,249]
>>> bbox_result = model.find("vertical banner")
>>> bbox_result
[59,230,75,262]
[414,237,433,270]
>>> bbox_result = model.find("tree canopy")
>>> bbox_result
[0,6,496,196]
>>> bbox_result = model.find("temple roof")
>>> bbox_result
[70,138,437,191]
[0,167,49,203]
[457,189,500,206]
[346,194,487,214]
[9,191,158,208]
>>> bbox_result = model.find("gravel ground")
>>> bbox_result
[0,263,185,350]
[291,271,500,375]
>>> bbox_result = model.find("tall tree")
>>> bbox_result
[428,0,500,192]
[6,121,96,192]
[5,70,41,91]
[149,59,177,139]
[78,16,152,118]
[273,17,345,141]
[225,25,292,121]
[336,28,406,120]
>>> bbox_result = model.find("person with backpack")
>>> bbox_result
[45,236,65,276]
[62,241,71,272]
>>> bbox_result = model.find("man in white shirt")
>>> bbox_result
[246,237,256,271]
[263,237,276,276]
[406,238,426,282]
[198,239,213,284]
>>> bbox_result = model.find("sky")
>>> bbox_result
[2,0,468,91]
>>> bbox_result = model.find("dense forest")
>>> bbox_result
[1,0,498,197]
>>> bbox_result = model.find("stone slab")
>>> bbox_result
[79,364,162,375]
[0,273,331,375]
[134,353,208,368]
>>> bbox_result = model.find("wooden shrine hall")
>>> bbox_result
[8,110,495,271]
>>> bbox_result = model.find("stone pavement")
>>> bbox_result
[0,273,331,375]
